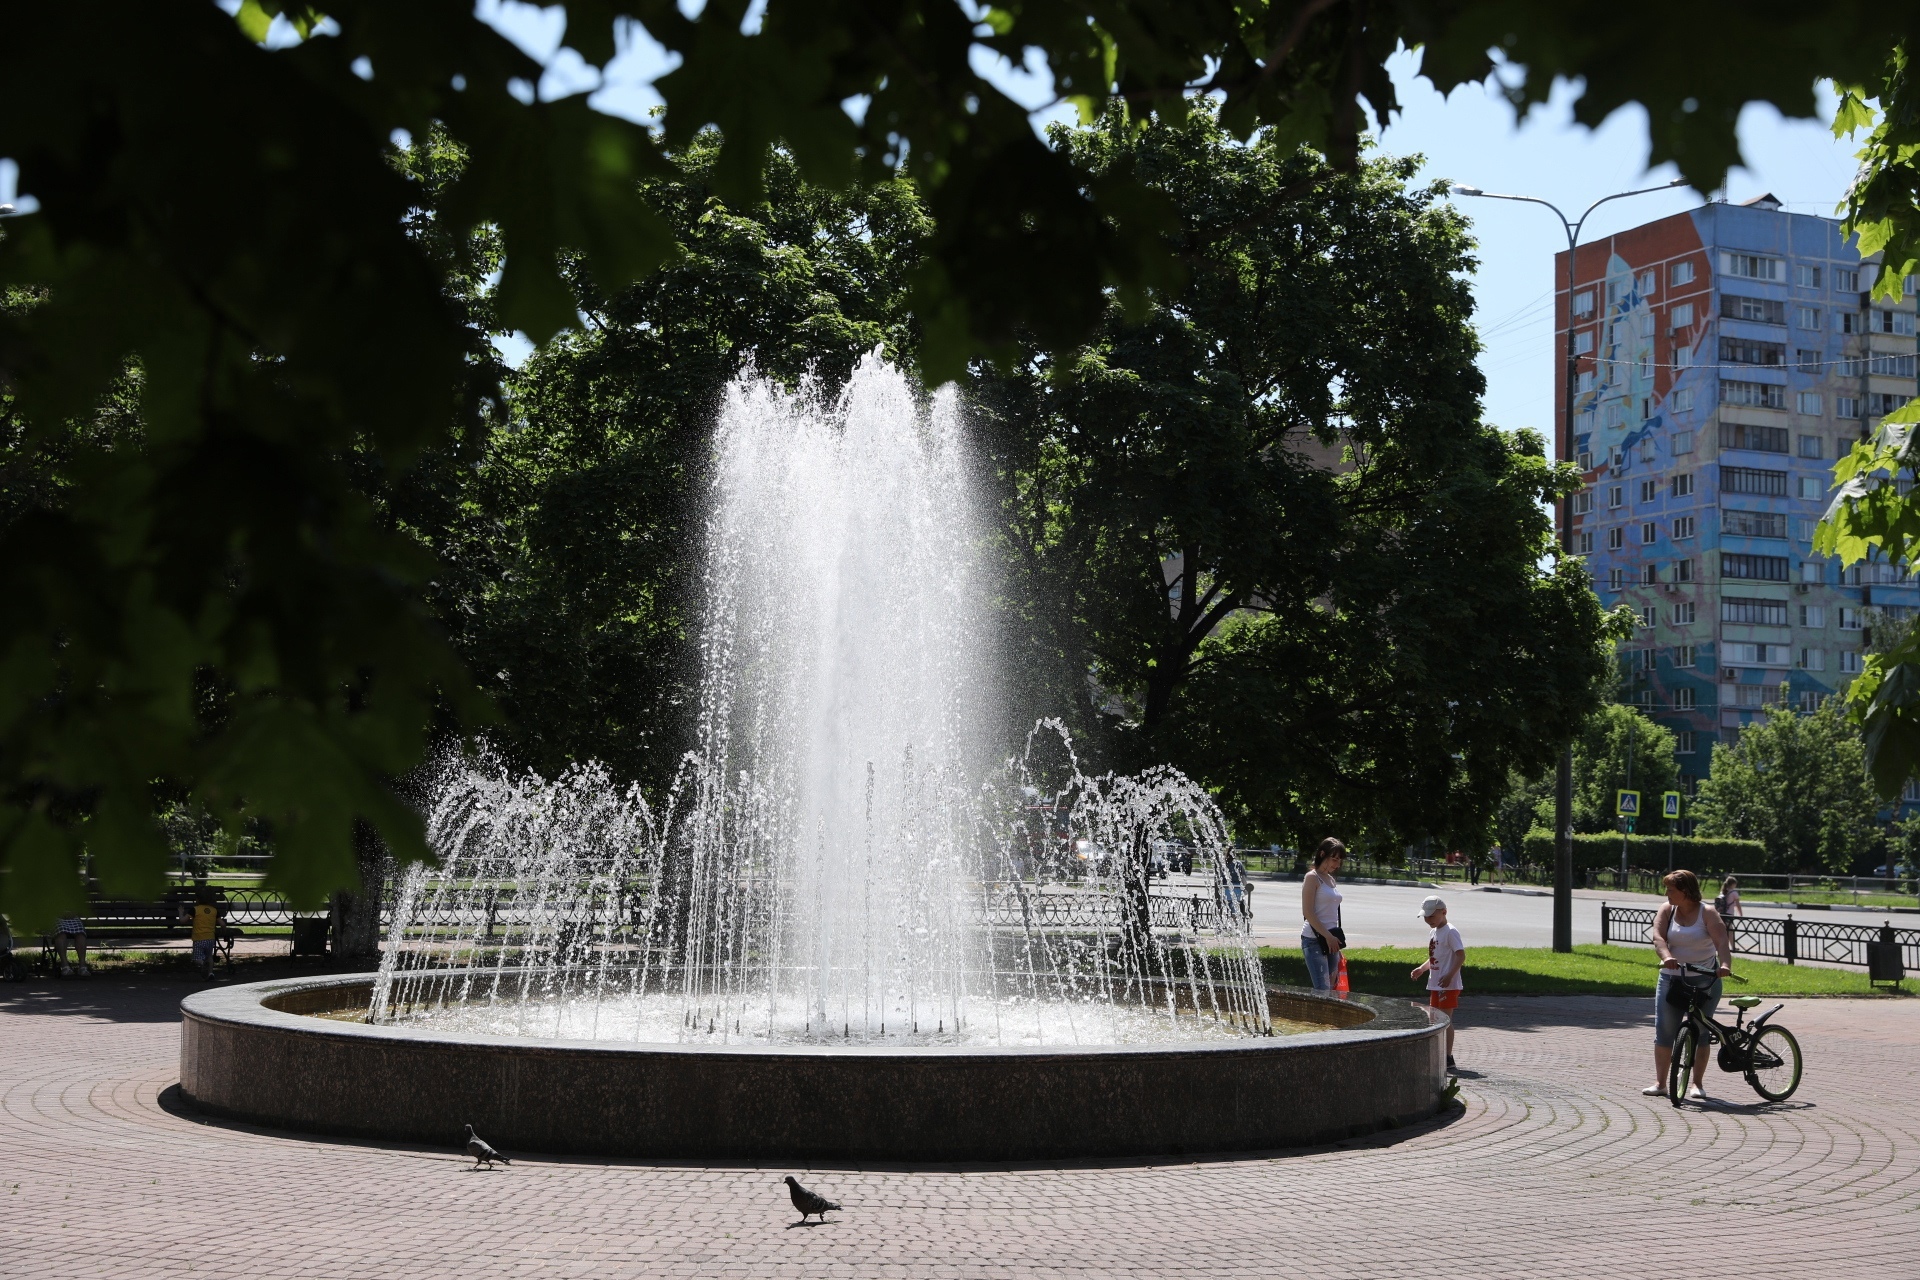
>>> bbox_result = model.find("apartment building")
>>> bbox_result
[1558,194,1920,792]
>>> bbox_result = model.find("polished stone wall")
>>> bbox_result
[180,976,1445,1161]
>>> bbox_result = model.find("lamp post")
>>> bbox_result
[1451,177,1686,952]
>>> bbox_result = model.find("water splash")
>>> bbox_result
[372,358,1271,1044]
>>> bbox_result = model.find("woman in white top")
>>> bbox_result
[1644,869,1732,1100]
[1300,837,1346,991]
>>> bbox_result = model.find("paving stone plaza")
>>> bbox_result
[5,975,1917,1279]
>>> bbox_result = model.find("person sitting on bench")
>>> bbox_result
[52,916,90,977]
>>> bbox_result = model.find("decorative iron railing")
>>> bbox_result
[1602,903,1920,970]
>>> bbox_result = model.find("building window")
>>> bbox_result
[1573,492,1593,515]
[1675,558,1694,582]
[1573,289,1595,316]
[1727,642,1791,666]
[1641,563,1659,585]
[1671,302,1695,328]
[1577,531,1594,554]
[1798,476,1824,499]
[1794,349,1823,373]
[1671,387,1695,414]
[1796,305,1821,328]
[1797,434,1823,459]
[1841,650,1864,674]
[1797,391,1824,416]
[1671,473,1694,499]
[1736,684,1768,707]
[1640,522,1656,544]
[1637,269,1657,295]
[1608,527,1625,551]
[1676,729,1697,753]
[1795,264,1823,288]
[1721,252,1783,281]
[1840,607,1863,630]
[1672,602,1696,626]
[1871,392,1912,418]
[1799,648,1825,671]
[1673,430,1694,454]
[1673,515,1696,539]
[1721,423,1790,452]
[1801,604,1825,627]
[1609,485,1624,509]
[1675,347,1695,371]
[1674,689,1696,712]
[1838,396,1862,419]
[1609,567,1626,591]
[1674,643,1696,666]
[1838,310,1861,334]
[1723,467,1789,497]
[1639,479,1659,503]
[1877,310,1918,336]
[1834,268,1860,292]
[1671,261,1696,286]
[1574,329,1594,355]
[1801,560,1823,583]
[1720,295,1787,326]
[1639,606,1657,628]
[1725,597,1789,625]
[1722,553,1790,581]
[1579,450,1594,470]
[1721,380,1787,409]
[1723,509,1788,539]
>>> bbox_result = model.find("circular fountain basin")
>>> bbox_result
[180,974,1447,1161]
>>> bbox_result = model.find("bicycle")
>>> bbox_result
[1666,962,1803,1105]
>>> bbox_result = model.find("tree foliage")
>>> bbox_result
[421,137,926,791]
[1692,702,1882,874]
[4,0,1916,923]
[1566,704,1680,837]
[973,108,1619,850]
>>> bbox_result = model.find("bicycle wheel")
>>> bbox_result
[1667,1024,1698,1106]
[1746,1025,1803,1102]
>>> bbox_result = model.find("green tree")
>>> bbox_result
[1567,704,1679,837]
[1693,702,1881,873]
[972,108,1618,850]
[6,1,1916,923]
[423,137,928,790]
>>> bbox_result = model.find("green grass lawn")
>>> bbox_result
[1259,943,1905,997]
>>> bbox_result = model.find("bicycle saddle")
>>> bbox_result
[1730,995,1763,1010]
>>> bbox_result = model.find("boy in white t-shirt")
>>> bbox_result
[1410,895,1464,1071]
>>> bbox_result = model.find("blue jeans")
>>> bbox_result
[1655,969,1721,1047]
[1302,934,1337,991]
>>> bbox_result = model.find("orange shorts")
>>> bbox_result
[1428,989,1460,1012]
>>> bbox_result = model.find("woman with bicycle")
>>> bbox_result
[1643,869,1732,1101]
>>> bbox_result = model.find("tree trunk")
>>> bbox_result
[329,821,389,960]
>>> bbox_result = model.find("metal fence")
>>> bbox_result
[1602,903,1920,970]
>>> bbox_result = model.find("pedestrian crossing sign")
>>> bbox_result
[1662,790,1682,819]
[1616,789,1641,818]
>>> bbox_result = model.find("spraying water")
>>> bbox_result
[372,357,1275,1045]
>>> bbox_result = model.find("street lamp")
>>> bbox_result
[1451,177,1687,953]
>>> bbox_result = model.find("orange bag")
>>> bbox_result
[1334,951,1350,994]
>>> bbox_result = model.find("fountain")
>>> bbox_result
[179,358,1444,1160]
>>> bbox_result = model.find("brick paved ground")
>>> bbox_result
[4,978,1917,1279]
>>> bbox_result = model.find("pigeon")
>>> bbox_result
[784,1174,840,1223]
[464,1123,510,1169]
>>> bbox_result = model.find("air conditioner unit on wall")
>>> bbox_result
[1795,584,1810,594]
[1723,668,1738,681]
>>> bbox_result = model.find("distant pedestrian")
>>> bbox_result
[1467,850,1483,886]
[1300,837,1347,991]
[52,916,89,977]
[1410,895,1464,1071]
[190,886,221,977]
[1642,869,1732,1101]
[1712,876,1744,918]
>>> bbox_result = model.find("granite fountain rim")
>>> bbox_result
[180,971,1439,1062]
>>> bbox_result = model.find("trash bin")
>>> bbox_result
[290,916,329,958]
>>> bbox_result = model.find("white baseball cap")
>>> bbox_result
[1419,896,1447,917]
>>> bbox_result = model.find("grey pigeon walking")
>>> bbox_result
[784,1174,840,1223]
[464,1123,510,1169]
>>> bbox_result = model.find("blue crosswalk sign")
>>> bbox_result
[1616,789,1641,818]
